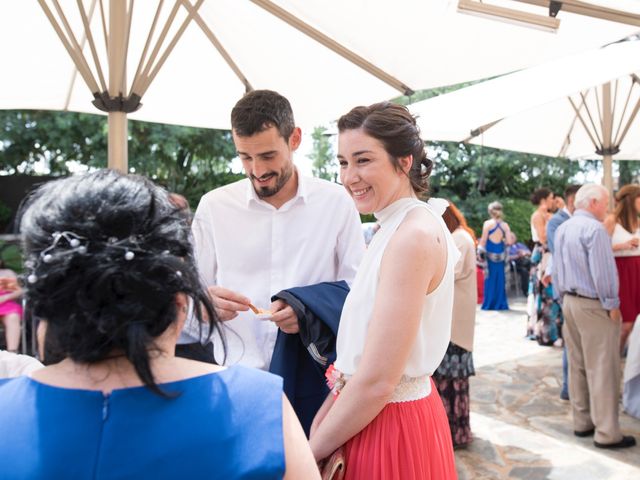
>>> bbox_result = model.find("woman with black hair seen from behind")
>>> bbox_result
[0,170,319,479]
[309,102,458,479]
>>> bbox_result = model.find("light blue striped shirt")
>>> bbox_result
[553,210,619,310]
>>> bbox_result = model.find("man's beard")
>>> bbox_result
[252,165,294,198]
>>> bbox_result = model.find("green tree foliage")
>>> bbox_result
[0,110,107,174]
[428,141,583,241]
[126,121,241,209]
[619,160,640,185]
[0,110,241,210]
[308,126,336,182]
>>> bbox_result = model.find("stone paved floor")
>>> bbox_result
[455,299,640,479]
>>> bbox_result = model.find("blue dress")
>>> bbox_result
[0,366,285,479]
[481,222,509,311]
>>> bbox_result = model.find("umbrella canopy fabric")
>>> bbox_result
[2,0,639,132]
[409,38,640,192]
[410,38,640,160]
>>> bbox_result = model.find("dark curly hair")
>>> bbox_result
[19,170,224,395]
[337,102,433,195]
[231,89,295,141]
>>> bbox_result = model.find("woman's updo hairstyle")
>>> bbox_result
[488,201,504,220]
[337,102,432,195]
[530,187,552,206]
[19,169,224,395]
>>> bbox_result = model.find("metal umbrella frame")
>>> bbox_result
[410,37,640,195]
[3,1,640,172]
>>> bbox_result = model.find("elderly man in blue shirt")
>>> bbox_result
[554,184,636,449]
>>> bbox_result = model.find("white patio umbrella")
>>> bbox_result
[410,37,640,195]
[1,1,639,172]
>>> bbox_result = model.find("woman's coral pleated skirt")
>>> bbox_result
[343,379,457,479]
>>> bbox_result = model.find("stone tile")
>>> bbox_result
[508,466,553,479]
[518,396,568,417]
[502,446,550,465]
[461,303,640,478]
[499,392,520,408]
[473,389,498,404]
[466,438,505,466]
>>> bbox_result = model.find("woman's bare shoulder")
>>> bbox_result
[395,208,446,254]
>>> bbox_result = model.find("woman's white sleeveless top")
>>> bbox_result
[335,198,460,387]
[612,223,640,258]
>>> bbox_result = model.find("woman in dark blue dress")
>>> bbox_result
[480,201,512,311]
[0,170,319,479]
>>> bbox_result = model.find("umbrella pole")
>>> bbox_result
[108,0,128,172]
[601,82,614,202]
[108,112,128,173]
[602,153,613,200]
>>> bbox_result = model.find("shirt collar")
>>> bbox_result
[244,167,308,209]
[562,207,572,217]
[574,209,598,221]
[374,197,419,226]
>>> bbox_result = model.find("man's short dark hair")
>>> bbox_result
[564,184,581,199]
[230,90,295,141]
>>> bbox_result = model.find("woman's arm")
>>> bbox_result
[612,239,638,252]
[308,209,445,461]
[310,391,335,438]
[282,395,321,480]
[603,214,616,236]
[479,222,489,249]
[0,287,22,303]
[503,223,514,246]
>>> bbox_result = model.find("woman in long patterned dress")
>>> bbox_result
[527,188,556,340]
[309,102,458,479]
[435,202,478,448]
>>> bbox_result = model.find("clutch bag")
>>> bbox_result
[321,447,346,480]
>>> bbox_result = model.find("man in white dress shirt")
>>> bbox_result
[178,90,365,371]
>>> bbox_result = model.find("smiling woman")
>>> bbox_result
[309,102,459,480]
[337,103,432,214]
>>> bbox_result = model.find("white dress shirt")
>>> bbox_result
[180,172,365,370]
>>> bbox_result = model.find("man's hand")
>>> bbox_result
[270,299,300,334]
[541,274,552,287]
[207,286,251,321]
[609,308,622,323]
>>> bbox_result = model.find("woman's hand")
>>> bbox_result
[0,277,19,291]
